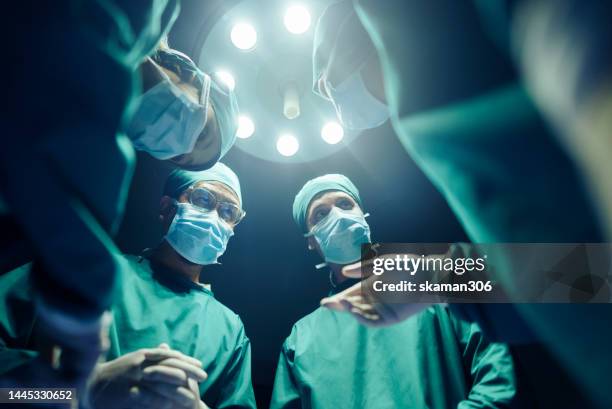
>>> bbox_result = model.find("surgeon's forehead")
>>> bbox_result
[193,180,240,206]
[307,190,356,218]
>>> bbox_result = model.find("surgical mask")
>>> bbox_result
[306,207,371,265]
[165,202,234,265]
[127,70,211,160]
[327,68,389,130]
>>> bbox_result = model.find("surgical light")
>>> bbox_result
[236,116,255,139]
[321,122,344,144]
[284,5,311,34]
[231,23,257,50]
[215,70,235,91]
[276,134,299,156]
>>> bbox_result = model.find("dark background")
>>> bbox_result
[116,1,469,405]
[115,1,589,408]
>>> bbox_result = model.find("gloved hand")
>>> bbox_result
[86,343,207,409]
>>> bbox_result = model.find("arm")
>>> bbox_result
[451,313,517,409]
[270,341,302,409]
[210,326,256,409]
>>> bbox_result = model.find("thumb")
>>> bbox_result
[342,261,365,278]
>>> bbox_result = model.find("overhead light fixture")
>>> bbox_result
[276,134,299,156]
[230,23,257,50]
[215,70,236,91]
[236,115,255,139]
[321,121,344,144]
[284,5,311,34]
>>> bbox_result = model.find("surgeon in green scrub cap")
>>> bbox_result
[312,2,611,408]
[270,174,517,409]
[0,162,255,409]
[130,39,240,171]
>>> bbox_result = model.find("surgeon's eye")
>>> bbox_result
[336,198,354,210]
[312,207,331,225]
[218,203,242,225]
[190,188,216,211]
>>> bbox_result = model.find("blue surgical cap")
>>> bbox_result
[292,174,363,232]
[164,162,242,205]
[209,75,239,159]
[153,48,239,163]
[312,1,376,98]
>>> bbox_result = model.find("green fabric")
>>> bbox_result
[312,1,374,97]
[292,174,363,233]
[164,162,243,205]
[352,2,612,407]
[0,260,256,409]
[270,305,516,409]
[107,255,255,408]
[0,265,38,375]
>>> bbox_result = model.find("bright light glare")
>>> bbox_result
[215,70,235,91]
[276,134,299,156]
[284,5,311,34]
[236,116,255,139]
[231,23,257,50]
[321,122,344,144]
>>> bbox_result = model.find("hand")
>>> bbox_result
[321,273,430,327]
[87,344,207,409]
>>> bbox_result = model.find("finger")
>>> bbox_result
[141,381,198,408]
[158,343,170,350]
[142,364,188,385]
[342,261,365,278]
[320,296,349,311]
[156,357,208,381]
[350,307,381,321]
[144,348,203,368]
[129,385,173,409]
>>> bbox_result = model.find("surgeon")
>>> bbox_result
[0,4,240,392]
[129,37,239,170]
[312,2,610,408]
[269,174,517,409]
[0,163,256,409]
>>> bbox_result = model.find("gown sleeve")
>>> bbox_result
[450,312,518,409]
[270,335,302,409]
[0,265,38,375]
[211,323,257,409]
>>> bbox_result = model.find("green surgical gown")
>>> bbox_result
[0,257,256,409]
[270,304,516,409]
[353,2,611,407]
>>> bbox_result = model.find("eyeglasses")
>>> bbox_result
[187,186,245,225]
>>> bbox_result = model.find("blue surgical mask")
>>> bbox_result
[127,70,211,160]
[306,207,371,265]
[327,69,389,130]
[165,202,234,265]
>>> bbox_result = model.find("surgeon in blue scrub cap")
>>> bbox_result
[128,40,239,171]
[312,1,388,130]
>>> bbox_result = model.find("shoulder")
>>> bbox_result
[205,296,249,343]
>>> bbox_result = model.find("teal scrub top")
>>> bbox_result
[270,303,516,409]
[0,258,256,409]
[108,255,256,409]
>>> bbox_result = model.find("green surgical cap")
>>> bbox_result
[292,174,363,232]
[209,75,239,159]
[312,0,375,97]
[164,162,242,205]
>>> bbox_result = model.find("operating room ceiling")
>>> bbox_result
[197,0,360,163]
